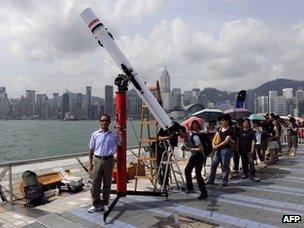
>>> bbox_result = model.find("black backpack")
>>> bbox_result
[22,171,45,207]
[190,132,213,156]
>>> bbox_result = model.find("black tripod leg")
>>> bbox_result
[103,195,120,224]
[0,185,7,203]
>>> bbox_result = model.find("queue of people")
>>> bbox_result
[86,112,301,213]
[179,112,300,198]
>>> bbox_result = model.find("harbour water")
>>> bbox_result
[0,120,151,162]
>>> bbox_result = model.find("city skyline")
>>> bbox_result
[1,76,304,120]
[1,1,304,98]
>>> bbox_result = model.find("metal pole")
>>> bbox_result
[8,164,13,204]
[116,91,127,196]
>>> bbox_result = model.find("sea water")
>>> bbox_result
[0,120,153,162]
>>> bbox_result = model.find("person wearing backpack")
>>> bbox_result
[183,120,208,200]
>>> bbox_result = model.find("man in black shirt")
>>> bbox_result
[155,122,180,188]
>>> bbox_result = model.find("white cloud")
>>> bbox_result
[1,1,304,99]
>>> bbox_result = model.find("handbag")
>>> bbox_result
[212,128,222,146]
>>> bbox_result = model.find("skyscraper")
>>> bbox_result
[76,93,82,119]
[0,87,9,119]
[171,88,182,109]
[62,92,70,117]
[268,91,278,114]
[86,86,92,119]
[282,88,293,99]
[51,93,59,119]
[274,96,287,116]
[295,89,304,108]
[35,94,48,118]
[160,67,171,95]
[26,90,35,117]
[286,99,295,116]
[127,89,141,119]
[257,96,269,113]
[105,85,114,117]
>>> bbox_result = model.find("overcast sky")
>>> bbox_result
[1,0,304,98]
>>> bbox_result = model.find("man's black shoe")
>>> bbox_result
[219,183,227,187]
[197,194,208,200]
[186,190,196,194]
[205,181,214,185]
[241,175,248,179]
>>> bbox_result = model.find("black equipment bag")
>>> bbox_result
[22,171,45,207]
[190,132,213,156]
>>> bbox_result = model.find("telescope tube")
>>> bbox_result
[81,8,173,130]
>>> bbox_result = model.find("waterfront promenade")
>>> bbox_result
[0,146,303,227]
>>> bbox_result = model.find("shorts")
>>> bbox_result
[288,135,298,148]
[268,141,279,150]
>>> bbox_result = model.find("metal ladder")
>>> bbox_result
[156,140,185,191]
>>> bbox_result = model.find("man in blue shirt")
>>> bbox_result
[87,114,121,213]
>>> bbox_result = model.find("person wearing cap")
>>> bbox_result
[87,114,121,213]
[206,114,233,187]
[183,120,208,199]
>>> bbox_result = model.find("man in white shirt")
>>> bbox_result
[87,114,121,213]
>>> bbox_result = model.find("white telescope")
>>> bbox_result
[81,8,173,130]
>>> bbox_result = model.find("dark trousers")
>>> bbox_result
[240,150,255,177]
[185,153,207,196]
[157,149,170,186]
[232,148,240,172]
[253,144,264,161]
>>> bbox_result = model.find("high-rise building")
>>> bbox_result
[0,87,9,119]
[162,92,171,111]
[191,88,201,104]
[257,96,269,113]
[274,96,287,116]
[105,85,114,117]
[295,89,304,108]
[86,86,92,119]
[62,92,70,116]
[268,91,278,114]
[50,93,59,119]
[183,90,192,106]
[75,93,82,119]
[35,94,48,119]
[171,88,182,109]
[286,99,295,116]
[42,97,50,119]
[298,101,304,117]
[282,88,293,99]
[127,89,141,119]
[90,104,99,120]
[160,67,171,95]
[25,90,35,117]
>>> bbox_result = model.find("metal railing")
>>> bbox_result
[0,145,139,204]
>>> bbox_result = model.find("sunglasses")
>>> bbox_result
[100,120,110,123]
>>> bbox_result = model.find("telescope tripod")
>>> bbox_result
[103,75,168,223]
[156,141,185,192]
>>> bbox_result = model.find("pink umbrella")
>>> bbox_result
[181,116,204,131]
[224,108,252,120]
